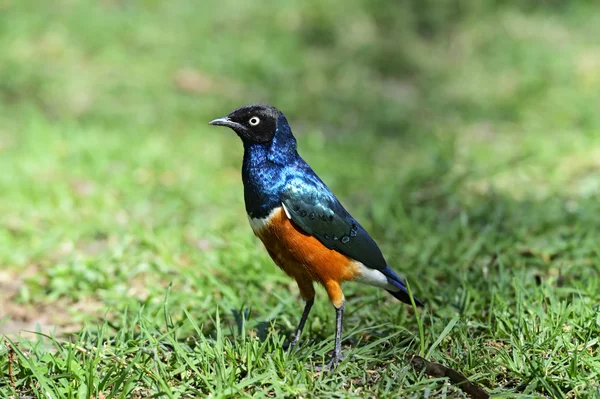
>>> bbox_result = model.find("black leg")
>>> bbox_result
[333,302,344,359]
[289,298,314,351]
[313,301,345,372]
[329,301,345,368]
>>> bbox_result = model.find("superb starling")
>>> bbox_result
[210,104,423,369]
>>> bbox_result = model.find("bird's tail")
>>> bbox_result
[386,287,424,307]
[382,266,424,307]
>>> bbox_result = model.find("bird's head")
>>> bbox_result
[209,104,283,144]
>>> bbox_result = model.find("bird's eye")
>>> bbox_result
[249,116,260,126]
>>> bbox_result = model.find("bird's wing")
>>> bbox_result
[281,176,387,271]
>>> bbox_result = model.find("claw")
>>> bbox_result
[314,354,344,373]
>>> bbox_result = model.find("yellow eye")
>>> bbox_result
[249,116,260,126]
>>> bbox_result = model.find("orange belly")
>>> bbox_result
[250,207,359,307]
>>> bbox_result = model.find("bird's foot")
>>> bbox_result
[287,337,300,353]
[314,354,344,373]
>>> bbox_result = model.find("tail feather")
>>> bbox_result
[386,287,424,307]
[381,266,424,307]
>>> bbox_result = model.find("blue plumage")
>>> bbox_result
[241,114,304,218]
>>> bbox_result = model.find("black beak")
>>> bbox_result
[209,117,238,129]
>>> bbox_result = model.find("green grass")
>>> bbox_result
[1,1,600,398]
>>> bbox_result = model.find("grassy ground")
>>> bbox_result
[1,1,599,398]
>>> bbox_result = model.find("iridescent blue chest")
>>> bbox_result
[241,117,301,218]
[242,143,287,218]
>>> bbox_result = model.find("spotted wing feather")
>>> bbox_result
[281,178,387,271]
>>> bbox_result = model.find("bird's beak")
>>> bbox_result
[209,117,237,128]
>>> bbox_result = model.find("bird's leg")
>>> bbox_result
[289,297,314,351]
[314,301,345,372]
[314,280,346,371]
[328,301,345,369]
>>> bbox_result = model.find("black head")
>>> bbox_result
[209,104,282,143]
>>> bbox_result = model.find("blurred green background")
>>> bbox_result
[1,0,599,398]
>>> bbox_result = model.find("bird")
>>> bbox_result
[209,104,423,369]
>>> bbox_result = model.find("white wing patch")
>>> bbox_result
[281,202,292,219]
[353,261,399,291]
